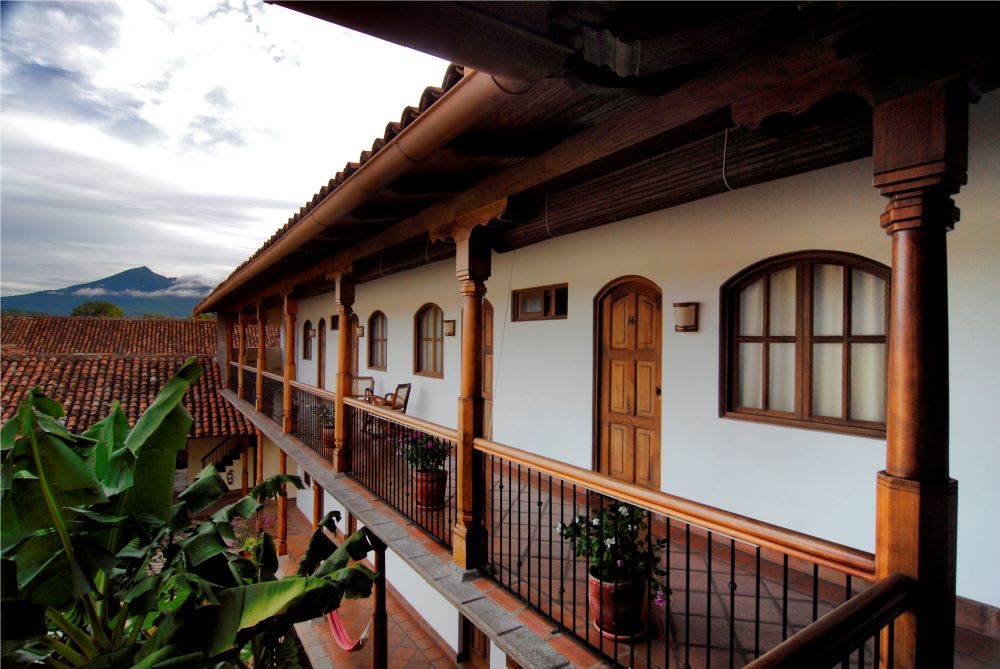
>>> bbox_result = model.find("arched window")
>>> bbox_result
[720,250,889,437]
[414,304,444,377]
[368,311,388,370]
[302,320,313,360]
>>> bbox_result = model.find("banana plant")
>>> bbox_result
[1,358,377,668]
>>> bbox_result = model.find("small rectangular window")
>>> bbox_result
[512,284,568,321]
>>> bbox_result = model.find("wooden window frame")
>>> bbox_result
[719,250,890,438]
[302,320,313,361]
[368,311,388,371]
[414,303,444,378]
[512,283,568,321]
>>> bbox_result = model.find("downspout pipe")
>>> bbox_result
[196,70,530,314]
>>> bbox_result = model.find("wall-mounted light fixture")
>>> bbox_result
[355,325,365,337]
[443,320,456,336]
[330,315,339,330]
[673,302,699,332]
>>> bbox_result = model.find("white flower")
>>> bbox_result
[605,538,616,547]
[555,522,564,533]
[592,517,600,526]
[619,504,629,514]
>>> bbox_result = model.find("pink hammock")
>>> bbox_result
[326,611,373,652]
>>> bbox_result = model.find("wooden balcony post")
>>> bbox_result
[282,295,298,434]
[448,213,499,569]
[312,480,322,530]
[237,311,248,400]
[873,82,967,669]
[334,273,356,473]
[369,532,388,669]
[256,431,264,485]
[256,303,266,412]
[224,316,234,389]
[277,449,288,556]
[241,438,249,496]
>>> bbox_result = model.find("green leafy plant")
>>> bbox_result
[0,358,377,668]
[398,432,450,472]
[70,300,124,317]
[557,500,668,603]
[311,405,334,427]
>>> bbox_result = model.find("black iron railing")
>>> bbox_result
[290,382,335,459]
[242,365,257,408]
[260,371,283,425]
[477,439,876,669]
[345,399,457,547]
[201,433,246,471]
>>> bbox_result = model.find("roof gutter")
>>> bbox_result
[196,70,530,314]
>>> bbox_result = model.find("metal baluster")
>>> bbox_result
[707,530,713,669]
[755,547,761,658]
[812,564,820,623]
[782,555,789,641]
[548,474,553,618]
[729,539,736,669]
[685,524,691,669]
[841,575,852,669]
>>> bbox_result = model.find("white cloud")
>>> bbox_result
[1,0,449,295]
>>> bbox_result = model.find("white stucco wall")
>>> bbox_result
[274,94,999,607]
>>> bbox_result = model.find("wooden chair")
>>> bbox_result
[351,376,375,400]
[383,383,411,413]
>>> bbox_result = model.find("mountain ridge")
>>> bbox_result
[1,267,214,317]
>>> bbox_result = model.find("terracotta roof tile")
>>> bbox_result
[0,317,253,437]
[1,355,253,438]
[1,316,218,355]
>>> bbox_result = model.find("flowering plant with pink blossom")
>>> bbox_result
[557,499,668,604]
[398,432,451,471]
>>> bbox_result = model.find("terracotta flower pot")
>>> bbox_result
[414,469,447,509]
[322,425,335,450]
[587,570,646,641]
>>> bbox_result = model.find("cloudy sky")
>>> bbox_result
[0,1,448,296]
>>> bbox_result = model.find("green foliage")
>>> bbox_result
[398,432,451,472]
[311,405,334,427]
[1,359,377,668]
[557,499,667,600]
[71,301,124,317]
[141,313,170,320]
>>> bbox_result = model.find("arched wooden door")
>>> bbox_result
[349,314,359,376]
[483,299,494,438]
[317,318,326,389]
[595,277,662,490]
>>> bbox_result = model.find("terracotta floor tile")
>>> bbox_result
[549,633,604,668]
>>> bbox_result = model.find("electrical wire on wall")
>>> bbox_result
[721,127,736,192]
[487,247,516,440]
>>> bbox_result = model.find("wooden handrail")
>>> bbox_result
[343,396,458,442]
[289,379,336,402]
[260,370,283,383]
[744,573,914,668]
[474,437,875,579]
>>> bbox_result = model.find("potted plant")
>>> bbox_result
[557,500,667,640]
[399,432,451,509]
[312,404,335,450]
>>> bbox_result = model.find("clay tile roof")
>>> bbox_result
[219,63,465,285]
[1,355,253,437]
[1,317,253,438]
[0,316,219,356]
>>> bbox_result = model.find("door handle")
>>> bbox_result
[656,387,662,397]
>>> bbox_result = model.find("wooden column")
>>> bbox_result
[256,303,266,412]
[255,431,264,484]
[873,82,967,669]
[312,480,322,530]
[451,225,492,569]
[237,311,248,400]
[241,439,249,496]
[282,295,298,434]
[277,449,288,556]
[224,316,235,389]
[334,273,356,473]
[369,532,388,669]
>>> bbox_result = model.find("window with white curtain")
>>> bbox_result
[721,251,889,437]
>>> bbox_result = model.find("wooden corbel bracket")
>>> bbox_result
[428,198,508,243]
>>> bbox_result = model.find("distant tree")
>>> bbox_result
[0,308,48,316]
[195,312,218,321]
[71,300,124,317]
[141,312,171,319]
